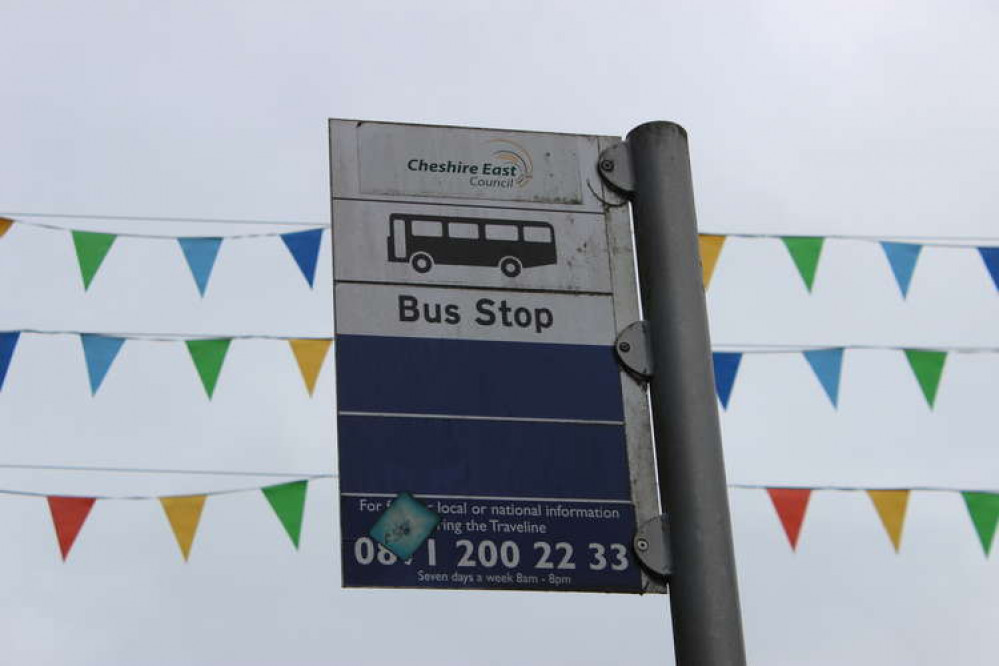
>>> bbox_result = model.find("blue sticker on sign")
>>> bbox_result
[369,492,441,560]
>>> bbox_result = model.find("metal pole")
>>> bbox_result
[627,122,746,665]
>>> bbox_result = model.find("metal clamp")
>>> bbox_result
[614,320,653,380]
[634,514,672,579]
[597,141,635,196]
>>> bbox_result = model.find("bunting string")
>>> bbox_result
[3,214,999,295]
[0,478,992,560]
[2,329,998,406]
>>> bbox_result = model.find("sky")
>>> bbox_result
[1,1,997,664]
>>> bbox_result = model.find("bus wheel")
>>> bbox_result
[499,256,522,278]
[410,252,434,273]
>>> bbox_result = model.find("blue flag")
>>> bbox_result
[80,334,126,395]
[712,352,742,409]
[979,247,999,291]
[281,229,323,287]
[0,331,20,391]
[178,238,223,296]
[881,242,922,298]
[803,348,844,407]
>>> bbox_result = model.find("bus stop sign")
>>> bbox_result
[330,119,661,593]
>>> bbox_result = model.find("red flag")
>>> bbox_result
[767,488,812,550]
[47,496,97,560]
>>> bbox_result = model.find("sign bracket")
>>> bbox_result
[598,141,635,196]
[633,514,673,579]
[615,320,653,381]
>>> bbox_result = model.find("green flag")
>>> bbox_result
[904,349,947,408]
[72,231,117,290]
[262,481,308,548]
[782,236,825,292]
[962,492,999,556]
[185,339,232,398]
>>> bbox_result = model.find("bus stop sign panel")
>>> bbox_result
[329,119,660,594]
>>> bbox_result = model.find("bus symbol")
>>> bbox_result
[387,213,557,278]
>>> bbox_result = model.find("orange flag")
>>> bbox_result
[867,490,910,552]
[0,217,13,238]
[766,488,812,550]
[289,339,332,395]
[160,495,207,561]
[698,235,726,289]
[47,496,97,560]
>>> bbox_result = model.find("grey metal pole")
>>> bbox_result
[627,122,746,665]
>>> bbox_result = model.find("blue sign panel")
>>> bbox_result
[330,120,654,594]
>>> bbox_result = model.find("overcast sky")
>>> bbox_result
[1,1,997,664]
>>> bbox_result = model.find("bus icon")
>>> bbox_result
[387,213,557,278]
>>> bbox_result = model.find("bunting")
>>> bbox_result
[161,495,207,560]
[881,242,922,298]
[803,348,844,407]
[80,334,125,395]
[281,229,323,287]
[867,490,910,552]
[782,236,825,292]
[712,352,742,409]
[288,339,332,395]
[980,247,999,291]
[47,496,97,560]
[186,339,232,399]
[962,492,999,556]
[904,349,947,408]
[0,331,19,391]
[71,231,116,290]
[4,217,999,295]
[698,234,726,289]
[178,238,223,297]
[262,481,308,548]
[766,488,811,550]
[0,481,991,560]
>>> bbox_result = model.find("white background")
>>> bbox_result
[1,1,997,664]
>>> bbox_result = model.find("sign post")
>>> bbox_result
[329,119,662,594]
[600,122,747,665]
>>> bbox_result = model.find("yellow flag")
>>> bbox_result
[867,490,910,552]
[289,339,332,396]
[698,235,726,289]
[160,495,207,561]
[0,217,13,238]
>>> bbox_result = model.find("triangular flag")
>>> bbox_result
[962,492,999,557]
[72,231,116,290]
[0,331,20,391]
[0,217,13,238]
[781,237,825,292]
[867,490,910,552]
[698,235,726,289]
[80,334,125,395]
[185,339,232,399]
[281,229,323,287]
[904,349,947,408]
[160,495,207,561]
[712,352,742,410]
[262,481,308,548]
[177,237,223,296]
[766,488,812,550]
[47,496,96,560]
[803,348,844,407]
[288,339,332,396]
[880,242,922,297]
[979,247,999,291]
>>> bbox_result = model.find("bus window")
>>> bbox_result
[412,220,443,237]
[448,222,479,239]
[485,225,518,241]
[523,226,553,244]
